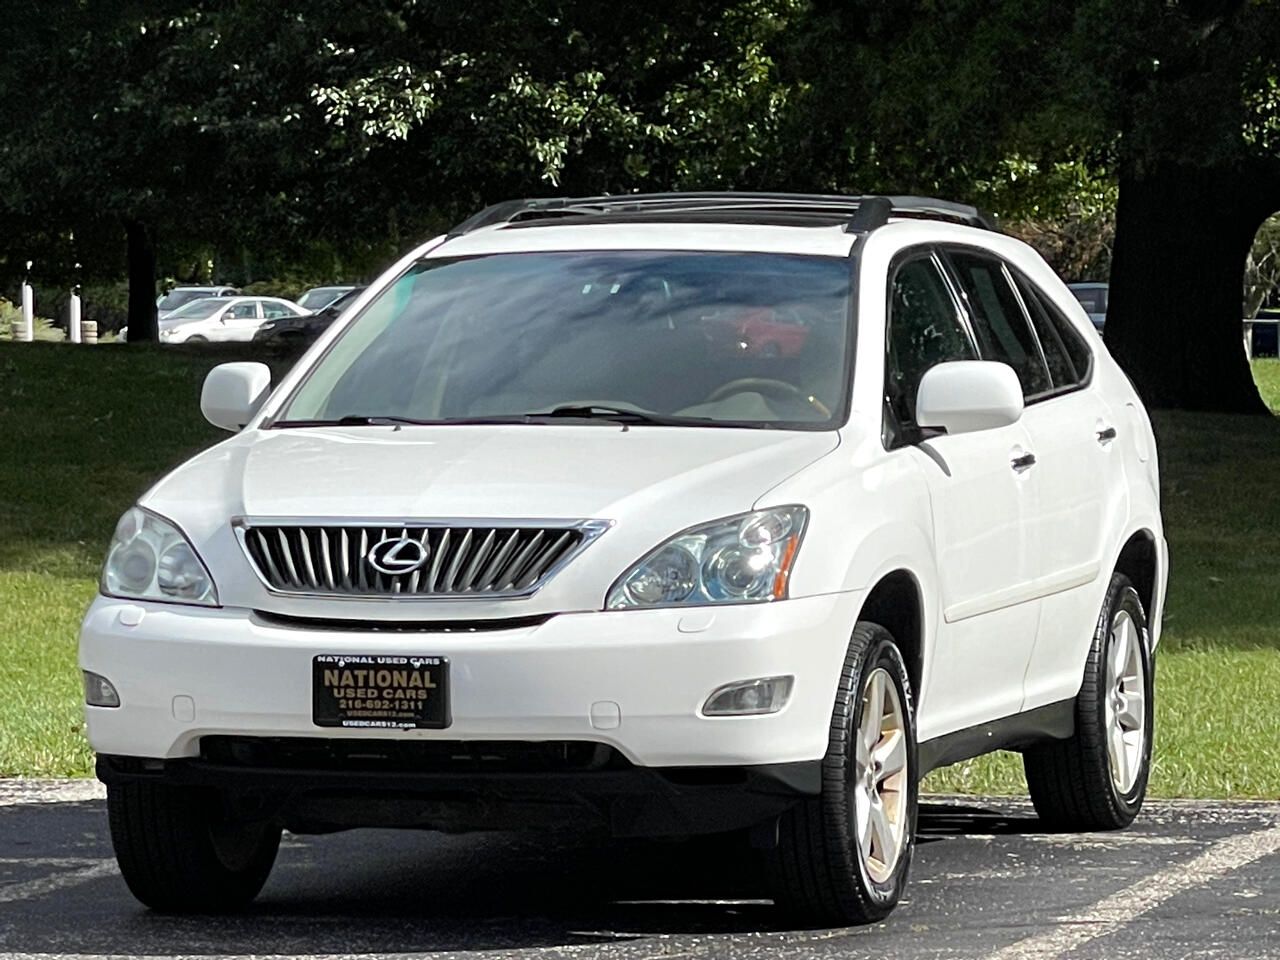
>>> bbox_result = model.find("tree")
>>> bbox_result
[778,0,1280,412]
[1244,215,1280,320]
[0,3,367,340]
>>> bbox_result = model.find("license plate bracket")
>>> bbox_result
[312,654,450,729]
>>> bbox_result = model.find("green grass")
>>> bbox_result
[0,342,287,775]
[1,343,1279,796]
[1254,357,1280,412]
[928,359,1280,798]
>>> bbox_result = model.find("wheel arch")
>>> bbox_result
[856,569,925,701]
[1113,528,1159,631]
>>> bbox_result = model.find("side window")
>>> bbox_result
[262,302,292,319]
[946,251,1051,398]
[226,301,258,321]
[1037,286,1093,384]
[886,256,977,426]
[1014,276,1078,388]
[1008,272,1090,389]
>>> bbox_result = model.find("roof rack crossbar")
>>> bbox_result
[447,192,998,236]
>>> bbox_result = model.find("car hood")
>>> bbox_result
[141,425,840,614]
[146,424,838,525]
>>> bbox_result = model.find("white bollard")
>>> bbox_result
[81,320,98,345]
[68,289,82,343]
[20,281,34,342]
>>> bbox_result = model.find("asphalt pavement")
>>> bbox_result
[0,781,1277,960]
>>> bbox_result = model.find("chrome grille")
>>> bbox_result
[236,519,608,599]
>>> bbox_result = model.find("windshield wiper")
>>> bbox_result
[272,415,437,428]
[271,407,717,429]
[520,405,712,426]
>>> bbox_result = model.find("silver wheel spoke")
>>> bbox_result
[1110,723,1129,788]
[860,671,884,750]
[1110,618,1129,681]
[857,792,874,859]
[1118,688,1145,730]
[855,730,871,775]
[873,728,907,780]
[869,800,894,866]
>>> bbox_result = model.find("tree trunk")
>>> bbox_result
[125,219,158,343]
[1105,164,1276,413]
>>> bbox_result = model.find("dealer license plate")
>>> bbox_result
[312,654,450,729]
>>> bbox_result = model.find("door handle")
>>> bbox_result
[1096,426,1117,443]
[1011,452,1037,472]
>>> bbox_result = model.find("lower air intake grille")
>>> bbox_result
[236,519,608,598]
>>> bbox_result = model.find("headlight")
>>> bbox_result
[101,507,218,606]
[606,506,807,610]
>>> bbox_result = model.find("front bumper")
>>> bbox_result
[80,592,861,769]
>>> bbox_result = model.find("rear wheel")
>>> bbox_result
[108,782,281,912]
[1023,573,1153,830]
[766,622,918,925]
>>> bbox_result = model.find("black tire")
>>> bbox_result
[107,782,281,913]
[766,622,918,926]
[1023,573,1154,831]
[185,335,209,344]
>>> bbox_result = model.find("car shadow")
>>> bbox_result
[7,796,1040,956]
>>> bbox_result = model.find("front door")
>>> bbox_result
[884,251,1041,740]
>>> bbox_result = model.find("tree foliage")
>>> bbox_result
[1,0,1279,407]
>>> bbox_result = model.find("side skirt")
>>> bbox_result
[918,698,1075,778]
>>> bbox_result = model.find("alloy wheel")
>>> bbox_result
[853,667,909,883]
[1104,609,1147,795]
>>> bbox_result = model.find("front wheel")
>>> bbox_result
[1023,573,1154,830]
[766,622,918,925]
[108,782,281,912]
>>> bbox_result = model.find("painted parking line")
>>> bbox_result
[983,822,1280,960]
[0,859,117,904]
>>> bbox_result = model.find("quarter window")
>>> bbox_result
[946,251,1051,398]
[886,255,977,426]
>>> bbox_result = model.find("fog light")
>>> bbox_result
[83,671,121,708]
[703,676,793,716]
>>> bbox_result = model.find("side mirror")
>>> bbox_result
[915,360,1023,436]
[201,362,271,431]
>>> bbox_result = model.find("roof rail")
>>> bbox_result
[446,192,998,236]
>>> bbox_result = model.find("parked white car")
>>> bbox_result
[81,193,1166,923]
[159,296,308,344]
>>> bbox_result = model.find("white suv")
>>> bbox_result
[81,193,1166,923]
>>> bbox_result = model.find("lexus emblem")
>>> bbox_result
[366,536,430,575]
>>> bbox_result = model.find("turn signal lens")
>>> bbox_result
[83,671,121,708]
[703,676,794,716]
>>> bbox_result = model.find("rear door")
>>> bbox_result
[943,249,1121,711]
[1011,273,1127,709]
[884,250,1041,737]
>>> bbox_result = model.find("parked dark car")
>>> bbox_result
[1067,282,1107,332]
[1249,307,1279,358]
[253,286,365,348]
[157,285,239,320]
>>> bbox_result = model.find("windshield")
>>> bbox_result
[164,298,227,321]
[277,251,853,429]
